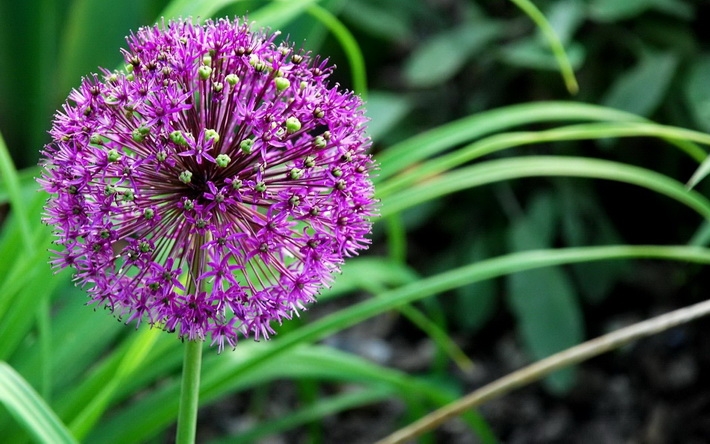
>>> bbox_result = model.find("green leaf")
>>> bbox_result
[403,21,502,88]
[0,362,78,444]
[341,0,412,42]
[602,52,678,116]
[365,91,412,142]
[499,39,585,72]
[589,0,652,21]
[506,193,583,393]
[557,181,627,303]
[683,55,710,133]
[590,0,692,21]
[544,0,586,44]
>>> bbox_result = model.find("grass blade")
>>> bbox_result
[0,362,78,444]
[379,156,710,221]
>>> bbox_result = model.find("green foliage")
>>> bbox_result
[3,0,710,442]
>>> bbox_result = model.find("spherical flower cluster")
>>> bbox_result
[39,17,376,351]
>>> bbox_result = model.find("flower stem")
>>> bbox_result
[176,339,203,444]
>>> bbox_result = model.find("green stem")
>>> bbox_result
[175,339,202,444]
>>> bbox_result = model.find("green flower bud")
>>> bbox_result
[255,181,267,192]
[331,167,343,177]
[139,241,152,253]
[226,74,239,85]
[143,208,155,220]
[304,156,316,168]
[156,150,167,162]
[240,138,254,154]
[202,54,212,65]
[122,189,135,202]
[198,65,212,80]
[179,170,193,184]
[285,116,301,134]
[170,130,187,146]
[131,128,146,143]
[183,199,194,211]
[275,77,290,92]
[107,149,121,162]
[215,153,231,168]
[231,178,243,190]
[90,134,104,145]
[212,81,223,93]
[289,168,304,180]
[313,135,327,149]
[204,129,220,143]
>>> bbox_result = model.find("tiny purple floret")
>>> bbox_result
[39,17,376,352]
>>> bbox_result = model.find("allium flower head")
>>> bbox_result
[39,17,376,351]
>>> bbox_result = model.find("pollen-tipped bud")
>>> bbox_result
[240,138,254,154]
[198,65,212,80]
[215,154,231,168]
[285,116,301,134]
[275,77,290,92]
[179,170,193,184]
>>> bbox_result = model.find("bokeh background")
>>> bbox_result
[2,0,710,442]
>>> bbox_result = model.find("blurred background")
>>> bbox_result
[3,0,710,442]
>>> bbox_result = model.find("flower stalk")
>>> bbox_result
[176,339,202,444]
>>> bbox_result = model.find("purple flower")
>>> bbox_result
[39,17,376,351]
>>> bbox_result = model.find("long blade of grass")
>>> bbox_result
[376,102,647,181]
[510,0,578,94]
[379,156,710,221]
[0,132,32,248]
[306,4,367,98]
[377,121,710,198]
[0,362,78,444]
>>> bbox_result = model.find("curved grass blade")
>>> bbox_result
[378,121,710,198]
[379,156,710,221]
[376,102,647,181]
[0,362,78,444]
[306,4,367,98]
[0,132,32,248]
[509,0,578,94]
